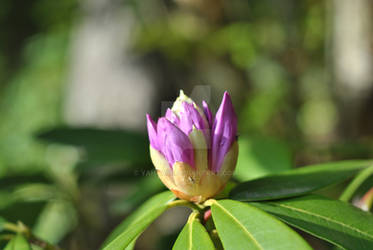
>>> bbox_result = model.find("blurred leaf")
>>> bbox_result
[37,127,150,166]
[0,174,49,189]
[173,212,215,250]
[0,216,6,232]
[33,200,77,244]
[231,160,372,201]
[0,31,67,173]
[78,165,151,185]
[0,191,15,210]
[102,191,175,249]
[234,136,292,181]
[0,183,57,212]
[0,202,45,227]
[4,234,31,250]
[111,175,165,215]
[251,195,373,249]
[12,184,60,202]
[210,200,311,250]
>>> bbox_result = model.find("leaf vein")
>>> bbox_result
[276,203,373,240]
[215,202,264,250]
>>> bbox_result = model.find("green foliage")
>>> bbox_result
[102,191,175,250]
[251,195,373,249]
[101,160,373,250]
[231,160,371,201]
[37,127,150,166]
[4,234,31,250]
[210,200,311,250]
[172,212,215,250]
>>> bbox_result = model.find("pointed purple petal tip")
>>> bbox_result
[146,114,160,151]
[211,91,237,172]
[202,100,213,128]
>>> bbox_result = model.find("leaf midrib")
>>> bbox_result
[276,203,373,240]
[188,221,193,250]
[214,202,264,250]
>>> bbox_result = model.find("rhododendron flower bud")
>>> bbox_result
[146,90,238,203]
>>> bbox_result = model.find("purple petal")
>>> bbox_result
[165,108,180,125]
[202,101,213,128]
[178,102,207,135]
[211,92,237,172]
[157,118,195,168]
[146,114,160,151]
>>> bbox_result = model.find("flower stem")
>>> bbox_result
[167,200,203,212]
[340,165,373,202]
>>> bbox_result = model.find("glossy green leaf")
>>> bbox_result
[102,191,175,250]
[173,212,215,250]
[37,127,150,166]
[250,195,373,249]
[4,234,31,250]
[234,136,292,181]
[210,199,311,250]
[231,160,372,201]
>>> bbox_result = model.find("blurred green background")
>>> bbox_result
[1,0,373,249]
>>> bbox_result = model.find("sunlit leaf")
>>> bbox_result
[210,200,311,250]
[173,212,215,250]
[231,160,372,201]
[37,127,150,166]
[4,234,31,250]
[251,195,373,249]
[102,191,175,250]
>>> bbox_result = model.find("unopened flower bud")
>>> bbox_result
[146,90,238,203]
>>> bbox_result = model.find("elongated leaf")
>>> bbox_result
[230,160,372,201]
[250,195,373,249]
[102,191,175,250]
[4,234,31,250]
[37,127,150,165]
[210,200,311,250]
[173,212,215,250]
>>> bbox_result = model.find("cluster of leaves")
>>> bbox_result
[103,161,373,250]
[0,127,166,248]
[1,127,373,249]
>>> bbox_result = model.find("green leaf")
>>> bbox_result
[37,127,150,166]
[33,200,77,244]
[250,195,373,249]
[210,199,311,250]
[173,212,215,250]
[234,136,292,181]
[0,216,7,232]
[102,191,175,250]
[230,160,372,201]
[4,234,31,250]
